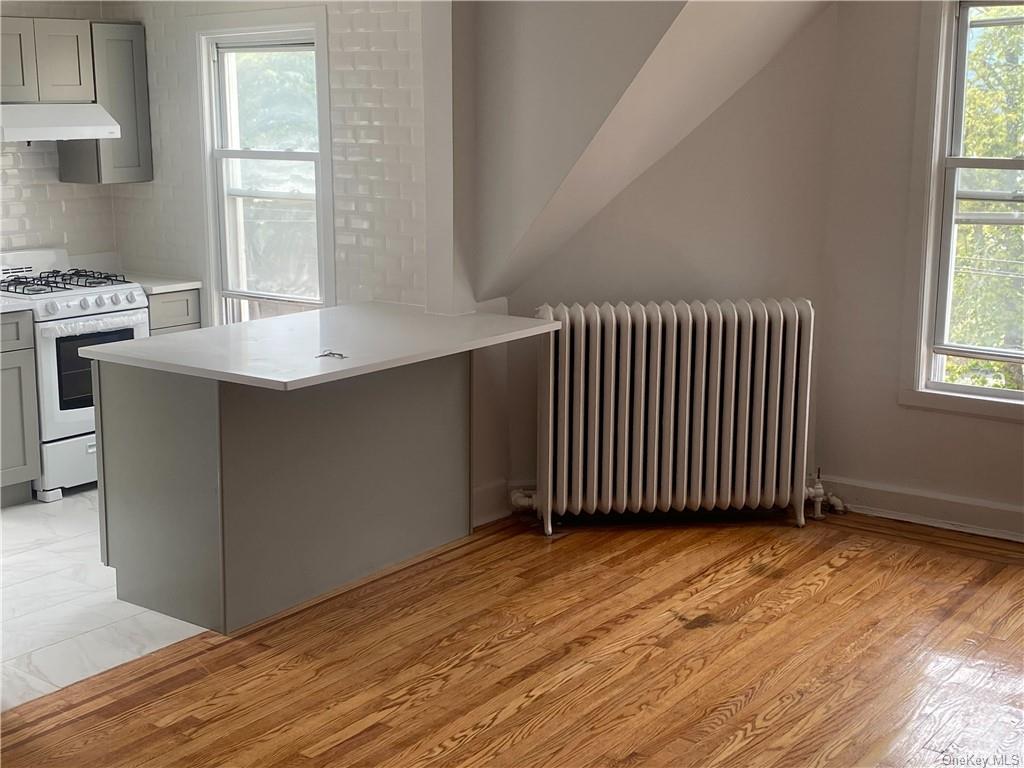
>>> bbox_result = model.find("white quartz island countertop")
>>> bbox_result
[80,302,558,391]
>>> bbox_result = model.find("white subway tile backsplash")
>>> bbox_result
[0,142,115,257]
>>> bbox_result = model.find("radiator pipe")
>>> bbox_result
[827,493,847,513]
[509,489,552,535]
[510,488,537,511]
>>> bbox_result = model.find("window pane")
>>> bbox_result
[220,48,318,151]
[222,159,320,301]
[958,6,1023,159]
[224,157,315,197]
[946,168,1023,353]
[939,354,1023,393]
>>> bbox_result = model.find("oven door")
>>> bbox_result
[35,309,150,442]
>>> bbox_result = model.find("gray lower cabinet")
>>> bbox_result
[95,353,470,632]
[58,22,152,183]
[1,346,41,488]
[148,290,201,334]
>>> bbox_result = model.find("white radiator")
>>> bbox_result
[535,299,814,535]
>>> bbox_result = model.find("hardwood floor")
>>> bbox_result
[3,511,1022,767]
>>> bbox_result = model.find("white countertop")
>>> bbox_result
[80,302,558,391]
[124,273,203,295]
[0,296,33,314]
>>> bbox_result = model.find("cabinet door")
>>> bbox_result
[34,18,94,102]
[93,23,152,183]
[1,348,41,487]
[0,18,39,103]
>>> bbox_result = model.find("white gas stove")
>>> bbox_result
[1,250,150,501]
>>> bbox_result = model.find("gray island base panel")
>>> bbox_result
[94,353,469,633]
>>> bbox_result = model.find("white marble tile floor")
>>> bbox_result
[1,487,204,711]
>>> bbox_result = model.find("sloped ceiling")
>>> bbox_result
[469,1,685,301]
[475,1,827,300]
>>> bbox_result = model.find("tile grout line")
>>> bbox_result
[3,608,157,668]
[1,601,150,663]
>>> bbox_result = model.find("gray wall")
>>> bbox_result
[470,1,682,292]
[815,2,1022,510]
[507,3,837,485]
[505,2,1023,527]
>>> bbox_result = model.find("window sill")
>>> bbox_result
[899,386,1024,422]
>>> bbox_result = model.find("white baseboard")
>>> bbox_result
[821,474,1024,543]
[471,479,512,528]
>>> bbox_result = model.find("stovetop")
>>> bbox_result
[0,258,147,321]
[0,269,131,295]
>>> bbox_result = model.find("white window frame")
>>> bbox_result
[900,1,1023,421]
[192,7,335,326]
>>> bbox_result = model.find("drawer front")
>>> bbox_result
[38,432,96,491]
[1,311,34,351]
[151,322,201,336]
[149,290,201,330]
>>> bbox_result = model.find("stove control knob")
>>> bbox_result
[111,293,121,306]
[44,300,59,315]
[125,292,137,304]
[79,297,90,310]
[95,295,106,307]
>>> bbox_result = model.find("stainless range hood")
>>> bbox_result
[0,103,120,142]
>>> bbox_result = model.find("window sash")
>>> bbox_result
[214,154,323,303]
[209,41,328,308]
[928,2,1024,396]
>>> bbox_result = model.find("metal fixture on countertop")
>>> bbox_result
[1,249,149,502]
[316,350,348,360]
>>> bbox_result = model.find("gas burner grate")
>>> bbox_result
[38,269,130,288]
[0,276,70,295]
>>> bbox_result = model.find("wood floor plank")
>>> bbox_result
[2,514,1021,768]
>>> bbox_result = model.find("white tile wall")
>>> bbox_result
[102,0,428,306]
[1,1,99,19]
[0,142,115,256]
[0,2,113,259]
[102,0,208,279]
[328,1,427,305]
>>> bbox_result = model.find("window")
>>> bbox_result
[200,12,334,325]
[930,2,1023,399]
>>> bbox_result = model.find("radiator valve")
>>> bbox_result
[807,470,827,520]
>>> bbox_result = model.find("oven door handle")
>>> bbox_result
[37,310,150,338]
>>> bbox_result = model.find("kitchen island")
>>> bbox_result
[81,302,558,633]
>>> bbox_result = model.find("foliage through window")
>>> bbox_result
[208,37,331,321]
[931,2,1023,397]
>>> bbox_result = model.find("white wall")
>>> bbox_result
[504,1,1023,535]
[101,0,428,306]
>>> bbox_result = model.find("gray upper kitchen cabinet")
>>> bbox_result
[33,18,94,102]
[58,22,153,184]
[0,17,39,103]
[1,312,41,488]
[0,17,94,103]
